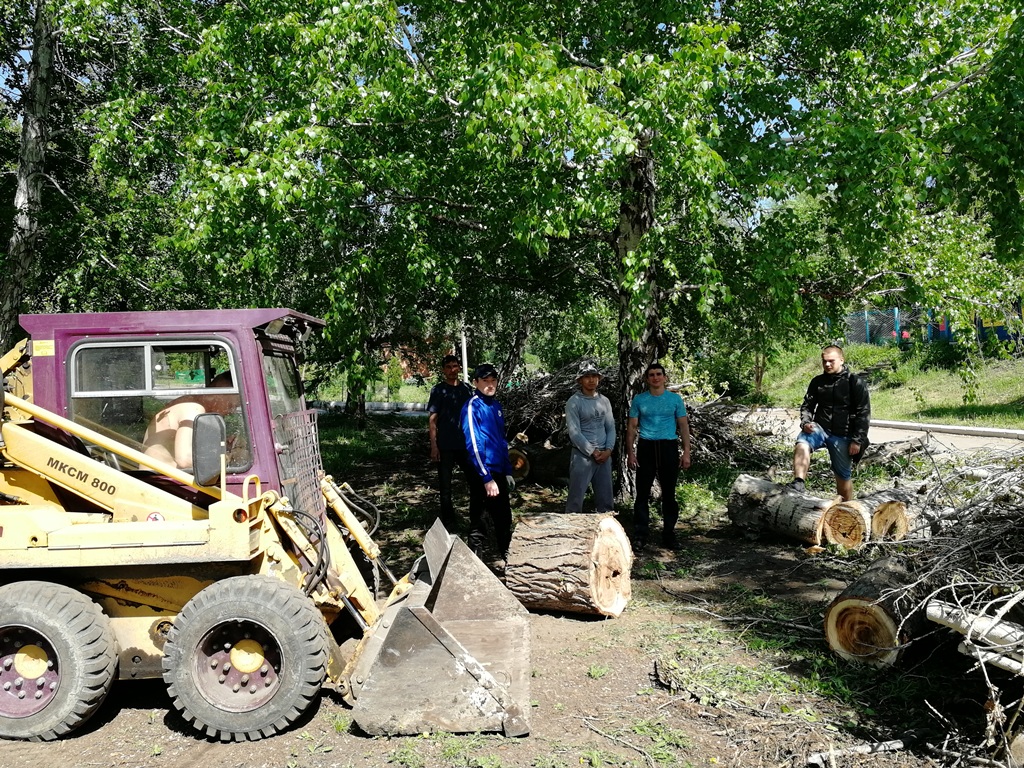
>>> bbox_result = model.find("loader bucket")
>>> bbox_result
[344,520,531,737]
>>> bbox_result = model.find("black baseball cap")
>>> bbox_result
[472,363,499,380]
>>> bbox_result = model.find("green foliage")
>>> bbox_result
[318,412,425,473]
[630,718,693,758]
[6,0,1022,425]
[387,745,426,768]
[529,304,618,372]
[841,343,904,371]
[385,355,404,401]
[326,710,352,734]
[919,339,970,370]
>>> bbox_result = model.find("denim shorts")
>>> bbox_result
[796,423,853,480]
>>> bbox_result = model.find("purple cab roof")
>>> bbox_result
[19,308,324,339]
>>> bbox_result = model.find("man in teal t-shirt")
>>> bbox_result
[625,362,691,550]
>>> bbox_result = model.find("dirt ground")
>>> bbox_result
[0,416,1002,768]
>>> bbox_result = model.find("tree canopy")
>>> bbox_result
[3,1,1021,400]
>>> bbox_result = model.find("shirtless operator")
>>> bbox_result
[143,372,239,470]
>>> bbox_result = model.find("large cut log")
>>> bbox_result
[825,557,922,666]
[856,488,920,541]
[820,501,871,548]
[727,474,830,545]
[821,489,916,546]
[729,477,924,548]
[505,513,632,617]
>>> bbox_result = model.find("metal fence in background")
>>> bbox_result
[841,307,940,345]
[839,305,1021,346]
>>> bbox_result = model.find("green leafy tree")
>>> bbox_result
[23,0,1018,490]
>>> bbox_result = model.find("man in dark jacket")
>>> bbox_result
[427,354,473,530]
[789,345,870,500]
[461,363,514,563]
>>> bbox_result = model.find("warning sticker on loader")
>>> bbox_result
[32,340,55,356]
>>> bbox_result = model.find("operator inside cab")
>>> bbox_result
[143,371,240,470]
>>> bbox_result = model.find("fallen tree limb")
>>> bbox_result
[807,737,910,766]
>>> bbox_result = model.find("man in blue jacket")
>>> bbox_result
[461,363,514,562]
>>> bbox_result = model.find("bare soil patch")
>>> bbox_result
[0,416,995,768]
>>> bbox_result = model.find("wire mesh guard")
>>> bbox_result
[275,408,326,516]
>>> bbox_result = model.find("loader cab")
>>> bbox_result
[17,309,325,509]
[68,341,250,472]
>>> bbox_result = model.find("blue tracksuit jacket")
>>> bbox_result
[461,392,513,483]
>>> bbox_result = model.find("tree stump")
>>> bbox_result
[727,474,830,546]
[824,557,921,666]
[505,513,632,617]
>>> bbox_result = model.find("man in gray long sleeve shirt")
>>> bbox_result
[564,361,616,513]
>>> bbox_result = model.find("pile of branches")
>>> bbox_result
[500,360,782,470]
[856,447,1024,764]
[500,361,610,443]
[879,448,1024,605]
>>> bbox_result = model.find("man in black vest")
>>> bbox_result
[428,354,474,530]
[789,345,870,500]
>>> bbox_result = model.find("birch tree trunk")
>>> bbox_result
[613,128,664,503]
[2,4,55,349]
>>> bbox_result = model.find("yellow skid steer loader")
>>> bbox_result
[0,309,529,742]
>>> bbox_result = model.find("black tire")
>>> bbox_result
[0,581,118,741]
[161,575,329,742]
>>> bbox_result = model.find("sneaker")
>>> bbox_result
[787,478,806,492]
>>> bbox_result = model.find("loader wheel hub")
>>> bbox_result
[14,645,49,680]
[229,639,266,674]
[194,621,280,712]
[0,628,59,718]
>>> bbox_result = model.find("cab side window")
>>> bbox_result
[68,342,251,473]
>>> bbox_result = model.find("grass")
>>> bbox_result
[763,342,1024,429]
[312,376,432,404]
[869,359,1024,427]
[319,412,426,469]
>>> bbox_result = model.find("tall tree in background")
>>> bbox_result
[2,0,54,347]
[7,1,1020,429]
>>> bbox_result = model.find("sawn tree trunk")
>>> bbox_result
[505,513,632,617]
[824,557,922,667]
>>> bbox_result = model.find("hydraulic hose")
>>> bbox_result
[288,507,330,596]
